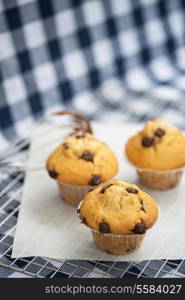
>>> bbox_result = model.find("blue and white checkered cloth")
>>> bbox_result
[1,0,185,277]
[1,0,185,143]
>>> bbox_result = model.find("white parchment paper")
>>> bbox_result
[12,122,185,261]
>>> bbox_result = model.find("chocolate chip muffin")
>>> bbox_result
[46,110,118,206]
[78,179,158,255]
[125,119,185,190]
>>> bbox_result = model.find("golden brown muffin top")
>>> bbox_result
[79,179,158,235]
[125,119,185,170]
[46,132,118,186]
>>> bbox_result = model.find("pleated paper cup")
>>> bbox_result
[77,202,144,255]
[136,167,184,190]
[77,203,159,256]
[57,181,95,207]
[58,178,116,207]
[91,230,145,255]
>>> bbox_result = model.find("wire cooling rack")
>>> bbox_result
[1,80,185,278]
[0,139,185,278]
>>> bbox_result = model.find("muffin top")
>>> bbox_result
[46,132,118,186]
[79,179,158,235]
[125,119,185,170]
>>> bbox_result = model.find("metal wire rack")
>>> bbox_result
[0,139,185,278]
[1,80,185,278]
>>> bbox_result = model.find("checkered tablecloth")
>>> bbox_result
[1,0,185,278]
[1,0,185,143]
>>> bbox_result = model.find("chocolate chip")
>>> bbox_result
[89,175,101,186]
[80,217,87,225]
[154,128,165,137]
[133,223,146,234]
[80,150,94,162]
[100,184,113,194]
[99,222,110,233]
[140,200,146,212]
[63,143,69,149]
[48,169,58,179]
[76,131,85,138]
[76,208,80,214]
[141,136,154,147]
[126,187,138,194]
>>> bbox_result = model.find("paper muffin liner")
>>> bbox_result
[57,178,115,207]
[57,181,95,207]
[76,198,145,255]
[136,167,184,190]
[77,199,159,256]
[91,230,145,255]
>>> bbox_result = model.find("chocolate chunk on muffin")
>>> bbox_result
[46,110,118,206]
[125,119,185,190]
[126,119,185,171]
[78,179,158,255]
[47,132,118,186]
